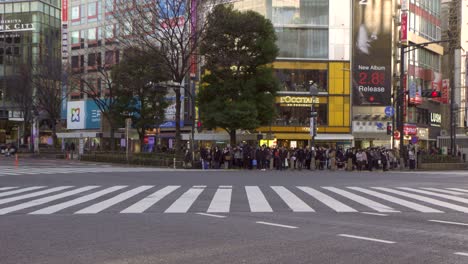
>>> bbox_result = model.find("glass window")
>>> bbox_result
[88,53,96,66]
[105,25,114,38]
[21,2,30,12]
[71,6,80,20]
[105,0,114,13]
[275,103,328,126]
[88,28,97,41]
[88,2,97,18]
[5,4,12,13]
[271,0,328,26]
[276,28,328,59]
[275,68,328,92]
[71,31,79,44]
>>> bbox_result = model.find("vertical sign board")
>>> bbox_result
[352,0,392,106]
[85,100,101,129]
[67,101,86,129]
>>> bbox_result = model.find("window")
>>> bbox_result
[275,68,328,92]
[71,6,80,20]
[70,31,80,45]
[88,2,98,18]
[88,53,96,66]
[88,28,97,42]
[104,24,115,39]
[71,55,79,68]
[276,28,328,59]
[271,0,328,26]
[105,0,114,13]
[275,103,328,126]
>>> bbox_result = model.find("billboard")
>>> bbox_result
[67,100,102,129]
[352,0,392,106]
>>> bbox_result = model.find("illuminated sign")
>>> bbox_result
[276,96,320,107]
[403,124,417,135]
[430,112,442,127]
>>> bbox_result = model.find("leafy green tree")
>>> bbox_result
[112,48,171,148]
[198,4,279,146]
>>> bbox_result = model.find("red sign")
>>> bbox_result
[62,0,68,21]
[441,79,449,104]
[401,12,408,44]
[394,130,401,140]
[403,124,417,135]
[403,74,407,121]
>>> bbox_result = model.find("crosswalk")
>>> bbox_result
[0,166,179,176]
[1,185,468,215]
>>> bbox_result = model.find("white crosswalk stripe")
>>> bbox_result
[271,186,314,212]
[30,186,127,214]
[0,186,74,205]
[245,186,273,212]
[76,186,154,214]
[397,187,468,205]
[2,185,468,215]
[298,186,357,212]
[323,187,399,213]
[207,186,232,213]
[347,187,443,213]
[0,187,18,191]
[420,188,468,196]
[121,186,180,213]
[374,187,468,213]
[0,186,46,198]
[446,188,468,193]
[0,166,182,176]
[0,186,100,215]
[165,186,206,213]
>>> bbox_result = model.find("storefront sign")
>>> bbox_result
[352,121,387,133]
[417,128,428,140]
[400,11,408,45]
[277,96,319,107]
[67,100,102,129]
[62,0,68,22]
[430,112,442,127]
[403,124,417,135]
[352,0,392,106]
[0,19,35,32]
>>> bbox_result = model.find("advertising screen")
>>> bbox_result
[352,0,392,106]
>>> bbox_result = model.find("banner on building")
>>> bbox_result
[408,79,422,105]
[62,0,68,22]
[400,11,408,45]
[352,0,392,106]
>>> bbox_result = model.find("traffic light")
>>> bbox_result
[422,89,441,98]
[197,121,202,133]
[386,122,392,135]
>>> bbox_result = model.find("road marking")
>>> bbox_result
[196,212,226,218]
[207,187,232,213]
[219,185,232,189]
[421,188,467,195]
[428,220,468,227]
[271,186,315,212]
[361,212,388,216]
[373,187,468,213]
[0,186,74,205]
[245,186,273,212]
[75,186,154,214]
[398,187,468,205]
[256,221,298,229]
[0,186,99,215]
[30,186,127,214]
[338,234,395,244]
[0,186,46,198]
[0,187,18,191]
[447,188,468,194]
[121,186,180,213]
[165,186,206,213]
[348,187,443,213]
[297,186,357,212]
[454,252,468,257]
[323,187,399,213]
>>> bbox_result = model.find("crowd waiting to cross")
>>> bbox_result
[190,143,426,171]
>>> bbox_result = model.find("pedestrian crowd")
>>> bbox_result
[194,144,405,171]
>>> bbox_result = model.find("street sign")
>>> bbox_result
[411,136,418,144]
[384,106,395,117]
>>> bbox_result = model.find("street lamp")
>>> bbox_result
[309,81,319,148]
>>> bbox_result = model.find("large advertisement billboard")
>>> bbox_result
[352,0,392,106]
[67,100,101,129]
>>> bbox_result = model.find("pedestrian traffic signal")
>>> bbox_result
[422,89,441,98]
[386,123,392,135]
[197,121,202,133]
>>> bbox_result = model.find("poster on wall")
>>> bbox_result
[352,0,392,106]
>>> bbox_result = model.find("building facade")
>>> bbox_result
[0,0,61,145]
[232,0,353,149]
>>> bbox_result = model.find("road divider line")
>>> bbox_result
[196,213,226,218]
[256,221,298,229]
[338,234,396,244]
[361,212,388,216]
[428,220,468,227]
[454,252,468,257]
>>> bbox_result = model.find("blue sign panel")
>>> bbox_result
[384,106,395,117]
[85,100,101,129]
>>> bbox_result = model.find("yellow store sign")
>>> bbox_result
[276,96,321,107]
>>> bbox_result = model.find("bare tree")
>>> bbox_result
[112,0,218,153]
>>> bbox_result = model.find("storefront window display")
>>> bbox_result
[274,103,327,126]
[275,68,328,92]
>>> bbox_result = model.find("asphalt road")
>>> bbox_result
[1,157,468,264]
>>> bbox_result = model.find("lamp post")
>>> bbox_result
[309,81,319,148]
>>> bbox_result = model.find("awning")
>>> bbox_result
[275,133,353,141]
